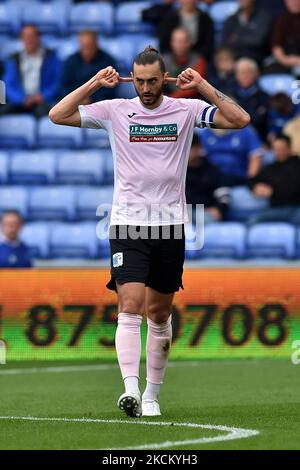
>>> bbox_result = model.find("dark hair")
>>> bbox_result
[78,29,98,40]
[214,47,235,58]
[1,210,23,222]
[274,134,292,147]
[270,92,293,115]
[21,24,40,35]
[133,46,166,73]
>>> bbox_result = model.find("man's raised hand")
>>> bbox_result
[175,68,204,90]
[96,66,120,88]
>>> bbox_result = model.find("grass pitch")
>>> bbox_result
[0,359,299,450]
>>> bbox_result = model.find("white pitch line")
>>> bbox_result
[0,364,118,375]
[0,361,200,376]
[0,415,259,449]
[0,360,259,376]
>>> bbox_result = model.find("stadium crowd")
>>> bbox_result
[0,0,300,265]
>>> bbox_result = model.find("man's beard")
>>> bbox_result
[135,85,164,106]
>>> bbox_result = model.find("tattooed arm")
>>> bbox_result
[200,83,251,129]
[176,67,251,129]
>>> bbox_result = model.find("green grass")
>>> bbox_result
[0,359,299,450]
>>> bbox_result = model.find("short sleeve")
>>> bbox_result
[245,126,263,158]
[185,99,218,129]
[78,100,114,129]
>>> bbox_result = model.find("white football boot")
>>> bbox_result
[117,392,142,418]
[142,399,161,417]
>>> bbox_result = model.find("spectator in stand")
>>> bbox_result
[270,0,300,76]
[0,211,32,268]
[60,31,116,103]
[201,125,263,187]
[232,58,270,139]
[248,134,300,225]
[267,93,298,143]
[158,0,214,60]
[142,0,176,35]
[186,134,229,224]
[207,48,236,96]
[259,0,286,18]
[1,25,61,117]
[163,28,206,99]
[221,0,272,66]
[284,113,300,155]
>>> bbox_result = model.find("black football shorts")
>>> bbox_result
[106,224,185,294]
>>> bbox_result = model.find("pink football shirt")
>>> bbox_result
[79,96,217,226]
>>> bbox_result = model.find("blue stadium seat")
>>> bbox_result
[296,228,300,259]
[69,2,114,35]
[84,128,110,149]
[100,36,136,72]
[43,0,72,4]
[0,115,36,149]
[0,151,8,183]
[259,74,295,98]
[116,81,136,99]
[132,34,158,55]
[76,186,114,220]
[103,150,114,184]
[247,223,296,259]
[115,2,155,34]
[40,34,60,51]
[200,222,246,259]
[0,3,20,35]
[0,186,28,218]
[50,222,98,258]
[100,34,158,72]
[261,150,275,166]
[10,150,56,184]
[20,222,50,258]
[210,1,239,31]
[48,36,79,61]
[56,150,105,184]
[22,2,68,35]
[98,229,110,259]
[227,186,269,222]
[198,1,210,13]
[0,37,22,60]
[37,0,72,4]
[37,117,83,148]
[29,186,76,220]
[184,223,203,260]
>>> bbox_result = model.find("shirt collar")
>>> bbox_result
[135,95,167,114]
[21,47,44,60]
[0,233,21,247]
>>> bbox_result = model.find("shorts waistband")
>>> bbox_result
[109,224,185,240]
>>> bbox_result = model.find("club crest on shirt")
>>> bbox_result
[129,124,178,142]
[113,252,123,267]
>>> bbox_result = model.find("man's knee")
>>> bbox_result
[147,303,172,323]
[120,302,144,315]
[119,296,145,315]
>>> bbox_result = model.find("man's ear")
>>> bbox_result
[130,71,134,79]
